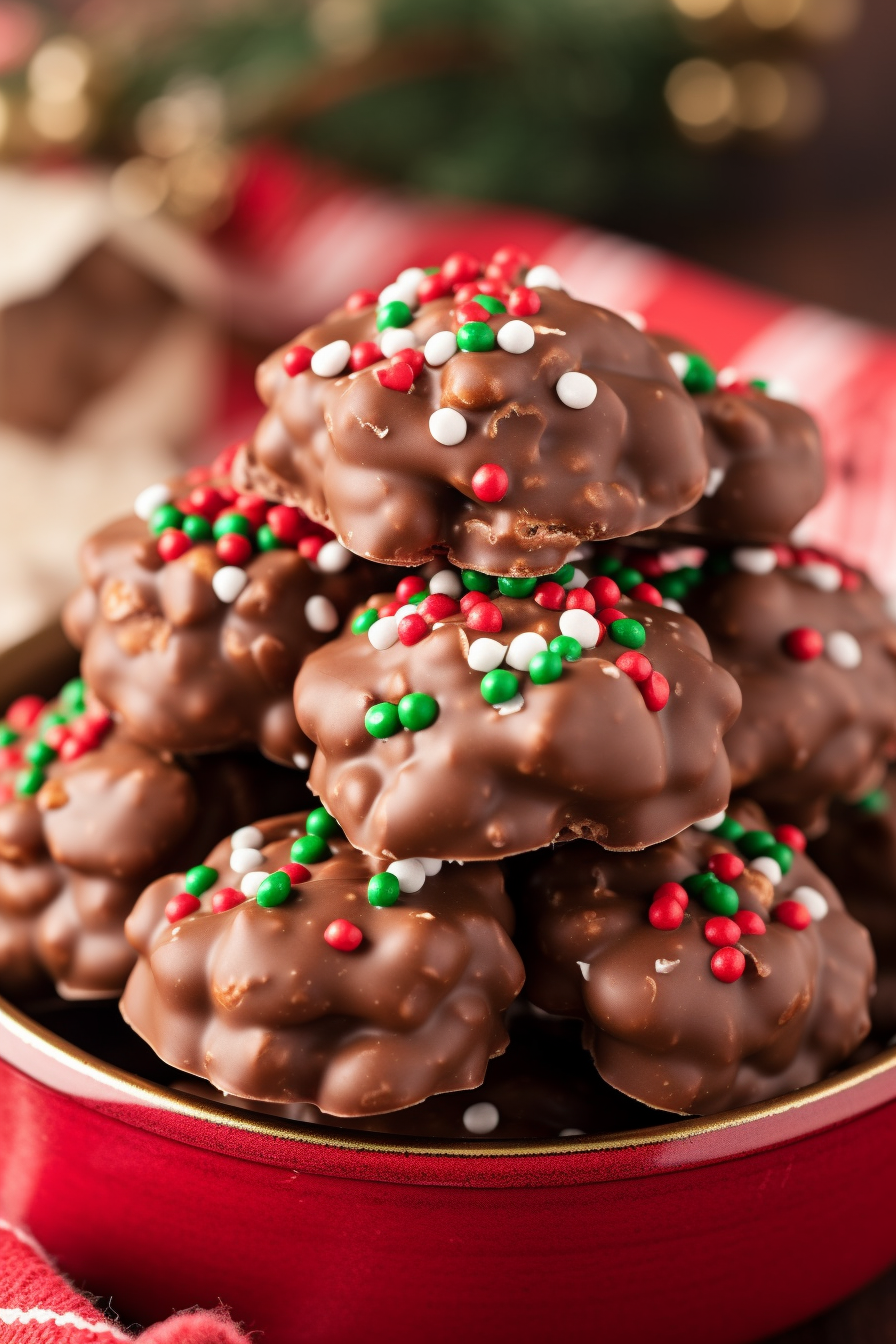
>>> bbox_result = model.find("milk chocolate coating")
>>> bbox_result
[121,813,524,1114]
[512,801,874,1115]
[236,288,706,576]
[64,513,386,766]
[651,336,824,545]
[295,592,740,861]
[681,557,896,833]
[0,699,301,1001]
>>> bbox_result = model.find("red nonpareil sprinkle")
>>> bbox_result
[649,894,684,930]
[396,575,427,603]
[283,344,314,377]
[708,852,745,882]
[419,593,460,622]
[266,504,303,545]
[212,887,246,914]
[534,581,565,610]
[298,535,324,561]
[840,569,861,592]
[43,723,70,752]
[398,613,428,645]
[345,288,378,312]
[377,600,401,618]
[471,464,508,503]
[456,299,491,326]
[219,485,238,505]
[377,362,415,392]
[586,576,622,608]
[783,627,824,661]
[506,286,541,316]
[704,916,741,947]
[629,582,663,607]
[710,946,746,982]
[210,442,241,477]
[350,340,382,372]
[455,278,507,303]
[616,650,652,682]
[774,823,806,853]
[460,590,489,614]
[158,529,192,563]
[0,783,12,806]
[166,892,201,923]
[636,554,665,578]
[86,707,113,735]
[466,600,503,633]
[654,881,689,910]
[0,746,22,769]
[417,272,449,304]
[67,715,102,748]
[392,348,425,377]
[734,909,766,936]
[184,466,210,487]
[324,918,363,951]
[772,543,796,567]
[59,737,88,762]
[280,862,311,884]
[565,588,596,614]
[188,486,227,520]
[441,251,482,286]
[773,900,811,930]
[216,532,252,566]
[235,495,268,529]
[487,245,531,283]
[640,671,670,712]
[597,607,626,626]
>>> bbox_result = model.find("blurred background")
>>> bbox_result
[0,0,894,647]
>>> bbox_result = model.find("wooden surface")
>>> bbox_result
[772,1263,896,1342]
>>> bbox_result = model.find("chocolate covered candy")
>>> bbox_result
[121,813,524,1114]
[512,802,874,1115]
[236,262,706,576]
[295,576,740,861]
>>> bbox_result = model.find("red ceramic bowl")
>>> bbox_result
[1,630,895,1343]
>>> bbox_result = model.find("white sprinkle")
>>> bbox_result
[703,466,725,498]
[230,847,266,874]
[316,540,352,573]
[524,264,563,290]
[429,407,467,445]
[386,858,427,893]
[693,811,726,832]
[663,598,684,613]
[556,370,597,410]
[377,282,406,307]
[731,547,777,575]
[310,339,351,377]
[240,870,267,897]
[231,825,264,850]
[380,327,418,358]
[424,330,457,366]
[559,608,600,649]
[368,616,399,650]
[497,693,525,715]
[790,885,829,920]
[794,562,842,592]
[655,958,680,974]
[716,366,740,388]
[419,858,443,876]
[393,604,417,621]
[134,482,172,520]
[764,376,800,404]
[577,960,591,981]
[293,752,310,769]
[428,568,463,599]
[505,631,547,671]
[467,637,506,672]
[463,1102,500,1135]
[564,567,588,590]
[496,320,535,354]
[304,595,339,633]
[825,630,862,669]
[212,566,249,604]
[750,855,783,886]
[667,351,689,381]
[397,265,426,292]
[622,310,646,331]
[559,1127,586,1137]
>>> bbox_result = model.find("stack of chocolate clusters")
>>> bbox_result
[3,245,895,1139]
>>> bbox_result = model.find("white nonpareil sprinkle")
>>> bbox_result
[134,482,172,519]
[310,339,351,377]
[394,604,417,621]
[231,825,264,851]
[577,960,591,981]
[368,616,399,650]
[463,1102,500,1135]
[380,327,418,358]
[230,847,266,874]
[794,562,841,592]
[497,693,524,715]
[703,467,726,499]
[559,608,600,649]
[564,567,588,590]
[663,598,684,614]
[424,330,457,366]
[429,568,463,598]
[556,370,597,410]
[505,631,547,671]
[467,637,506,672]
[304,595,339,633]
[750,855,783,886]
[731,547,777,575]
[496,320,535,354]
[429,407,467,445]
[655,958,680,974]
[316,540,351,572]
[667,351,689,381]
[293,751,310,770]
[716,366,739,388]
[764,376,800,404]
[622,310,646,331]
[419,858,443,876]
[386,858,427,893]
[825,630,862,669]
[241,870,267,897]
[790,885,829,920]
[524,264,563,290]
[693,811,726,832]
[212,566,248,604]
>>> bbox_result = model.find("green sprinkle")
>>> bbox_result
[704,552,733,577]
[462,570,492,593]
[398,692,439,731]
[306,807,341,839]
[550,563,575,586]
[473,294,506,314]
[182,514,213,543]
[423,265,440,275]
[592,555,622,577]
[528,650,563,684]
[16,765,44,796]
[765,841,794,874]
[213,511,252,540]
[25,740,56,767]
[737,830,777,860]
[185,864,218,896]
[855,788,890,814]
[682,352,717,395]
[150,503,184,536]
[291,834,331,865]
[609,618,646,650]
[377,300,412,330]
[714,815,746,842]
[750,377,768,392]
[367,872,400,907]
[255,523,280,551]
[408,589,429,605]
[0,725,19,747]
[677,566,703,588]
[550,635,582,662]
[365,702,402,738]
[457,321,496,353]
[615,567,644,593]
[655,573,690,601]
[59,678,86,713]
[40,712,68,730]
[257,870,293,907]
[497,576,538,598]
[703,881,739,917]
[481,669,519,705]
[352,608,379,635]
[682,872,720,902]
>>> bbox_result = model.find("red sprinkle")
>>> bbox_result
[466,601,503,633]
[280,862,311,884]
[235,495,268,529]
[419,594,460,622]
[212,888,246,914]
[506,285,541,317]
[597,607,626,626]
[773,900,812,930]
[649,894,684,930]
[323,918,363,952]
[392,348,425,377]
[283,344,313,377]
[840,569,861,592]
[654,881,689,910]
[636,554,665,578]
[534,582,565,610]
[734,909,767,936]
[166,892,201,924]
[441,251,482,286]
[0,746,22,769]
[6,696,45,731]
[487,245,531,283]
[640,671,670,712]
[704,916,741,947]
[188,486,227,520]
[471,464,509,503]
[456,299,491,326]
[708,852,745,882]
[218,485,238,505]
[158,529,192,563]
[43,724,70,752]
[298,535,324,561]
[398,613,429,645]
[616,650,652,682]
[345,289,378,312]
[565,588,596,614]
[774,823,806,853]
[59,737,88,762]
[455,279,507,304]
[396,575,427,603]
[783,627,824,661]
[417,272,449,304]
[266,505,303,546]
[210,442,241,477]
[460,590,489,614]
[184,466,210,487]
[629,582,663,607]
[710,946,746,982]
[377,600,401,618]
[377,362,415,392]
[0,783,12,806]
[216,533,252,566]
[350,340,382,372]
[586,576,622,607]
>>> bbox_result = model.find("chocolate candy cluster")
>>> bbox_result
[13,245,890,1133]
